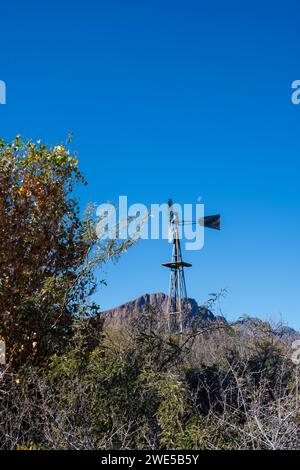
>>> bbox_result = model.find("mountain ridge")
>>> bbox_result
[102,293,300,343]
[102,292,217,327]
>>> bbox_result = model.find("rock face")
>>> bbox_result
[102,292,217,327]
[102,294,300,344]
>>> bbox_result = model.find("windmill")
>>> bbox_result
[162,199,220,333]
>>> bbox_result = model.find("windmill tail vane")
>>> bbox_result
[162,199,221,334]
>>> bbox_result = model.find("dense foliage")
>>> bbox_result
[0,136,131,368]
[1,310,300,450]
[0,137,299,450]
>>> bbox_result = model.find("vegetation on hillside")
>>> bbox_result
[0,137,299,450]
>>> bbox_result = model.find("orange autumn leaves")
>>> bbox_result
[0,136,87,368]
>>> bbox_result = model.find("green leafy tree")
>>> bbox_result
[0,136,131,368]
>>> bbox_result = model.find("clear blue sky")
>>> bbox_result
[1,1,300,328]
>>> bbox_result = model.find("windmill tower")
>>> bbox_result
[162,200,191,333]
[162,199,221,333]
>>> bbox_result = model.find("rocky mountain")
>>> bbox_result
[232,317,300,345]
[102,292,217,327]
[102,294,300,345]
[274,325,300,344]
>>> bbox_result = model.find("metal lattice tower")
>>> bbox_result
[162,200,192,333]
[162,199,221,333]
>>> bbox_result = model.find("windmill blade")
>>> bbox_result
[199,215,221,230]
[168,199,174,222]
